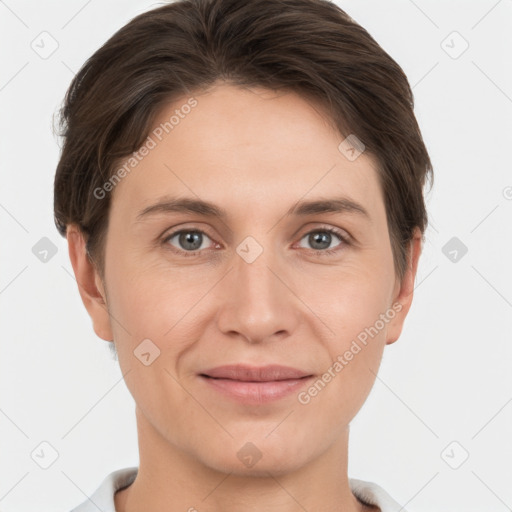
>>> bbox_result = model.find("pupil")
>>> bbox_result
[311,232,330,250]
[181,231,202,250]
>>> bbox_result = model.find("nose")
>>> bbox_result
[215,241,300,344]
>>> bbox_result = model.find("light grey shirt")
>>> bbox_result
[70,466,408,512]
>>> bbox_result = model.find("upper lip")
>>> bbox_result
[200,365,312,381]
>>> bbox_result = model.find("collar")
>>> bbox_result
[70,466,407,512]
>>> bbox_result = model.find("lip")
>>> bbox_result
[199,364,314,404]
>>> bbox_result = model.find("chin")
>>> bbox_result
[197,438,310,477]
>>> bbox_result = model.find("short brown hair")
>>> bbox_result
[53,0,433,283]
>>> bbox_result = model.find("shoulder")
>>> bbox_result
[349,477,407,512]
[68,467,138,512]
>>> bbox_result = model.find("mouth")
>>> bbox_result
[200,364,312,381]
[198,364,314,404]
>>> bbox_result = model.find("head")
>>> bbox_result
[54,0,432,475]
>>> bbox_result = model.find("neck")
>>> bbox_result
[115,407,372,512]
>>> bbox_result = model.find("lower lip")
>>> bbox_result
[200,375,313,404]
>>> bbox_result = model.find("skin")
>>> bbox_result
[67,81,422,512]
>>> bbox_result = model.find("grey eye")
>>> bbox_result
[166,230,211,251]
[298,229,343,251]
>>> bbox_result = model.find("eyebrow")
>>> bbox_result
[135,195,371,221]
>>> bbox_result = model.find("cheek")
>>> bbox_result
[303,261,393,336]
[332,293,390,376]
[299,308,387,434]
[105,252,208,336]
[105,267,197,425]
[305,272,391,402]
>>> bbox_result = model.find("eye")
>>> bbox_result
[296,227,349,255]
[161,225,350,258]
[162,229,217,256]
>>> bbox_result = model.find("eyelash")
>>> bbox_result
[161,226,351,258]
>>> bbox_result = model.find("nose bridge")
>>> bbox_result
[235,235,282,312]
[236,242,278,303]
[216,233,297,343]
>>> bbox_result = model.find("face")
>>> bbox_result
[71,81,421,476]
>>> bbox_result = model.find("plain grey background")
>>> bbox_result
[1,1,511,510]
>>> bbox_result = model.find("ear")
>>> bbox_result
[385,227,423,345]
[66,224,113,342]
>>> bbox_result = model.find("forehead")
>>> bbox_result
[110,83,385,224]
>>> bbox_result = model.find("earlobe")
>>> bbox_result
[385,228,423,345]
[66,225,113,341]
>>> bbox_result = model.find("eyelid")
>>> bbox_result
[297,223,351,242]
[292,225,351,255]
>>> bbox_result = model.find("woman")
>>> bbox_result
[54,0,433,510]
